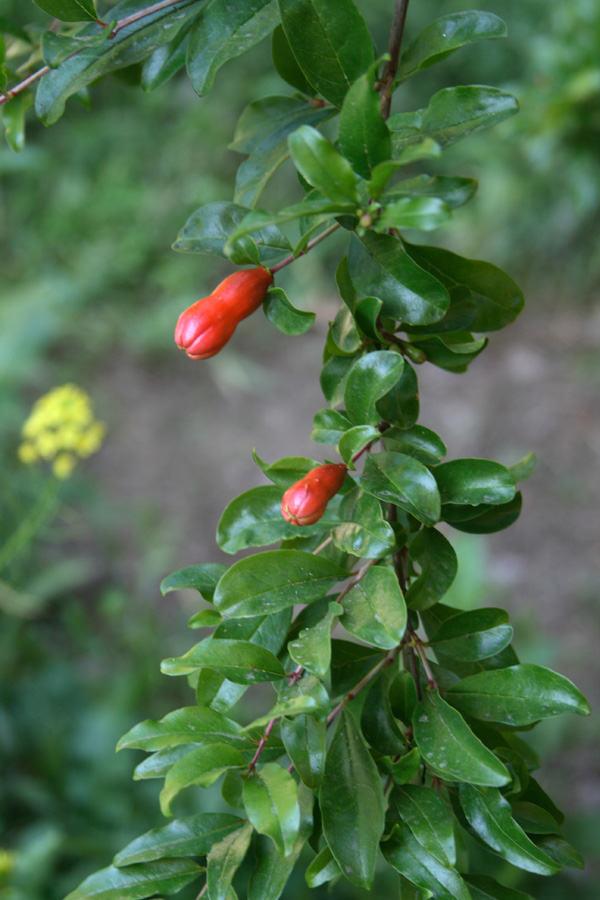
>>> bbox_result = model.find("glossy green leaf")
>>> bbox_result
[359,452,441,526]
[413,690,509,786]
[338,66,391,179]
[41,28,113,69]
[270,25,313,95]
[532,835,585,870]
[281,715,326,788]
[288,125,358,204]
[254,452,321,489]
[393,784,456,865]
[161,744,246,815]
[243,763,300,856]
[311,408,352,445]
[213,550,349,617]
[510,801,561,834]
[376,360,420,429]
[161,640,286,683]
[35,0,202,124]
[367,140,442,198]
[114,814,244,865]
[397,11,506,82]
[386,174,478,210]
[361,670,406,755]
[389,85,519,152]
[33,0,98,22]
[304,845,341,887]
[376,197,452,233]
[382,822,471,900]
[380,747,421,785]
[509,451,536,483]
[332,486,395,559]
[263,287,315,335]
[207,821,253,900]
[277,0,373,108]
[404,242,524,332]
[245,675,330,728]
[354,296,384,341]
[405,527,457,611]
[428,608,513,661]
[141,24,192,92]
[434,458,516,506]
[384,425,446,466]
[320,355,354,408]
[186,0,278,95]
[288,602,340,677]
[408,332,487,374]
[344,351,405,426]
[160,563,228,601]
[63,860,202,900]
[348,232,449,326]
[459,784,560,875]
[389,670,418,727]
[2,93,32,153]
[341,565,407,649]
[133,745,200,781]
[320,709,384,888]
[330,640,383,698]
[188,608,223,629]
[464,874,536,900]
[447,664,591,726]
[330,306,362,355]
[338,425,380,467]
[443,492,523,534]
[117,706,250,753]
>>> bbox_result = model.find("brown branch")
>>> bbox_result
[380,0,411,120]
[269,222,341,275]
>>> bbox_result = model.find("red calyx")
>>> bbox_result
[281,463,348,526]
[175,267,273,360]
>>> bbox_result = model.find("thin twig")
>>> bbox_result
[193,882,208,900]
[269,223,341,274]
[109,0,185,37]
[335,557,378,605]
[326,645,402,726]
[312,535,333,555]
[415,639,437,689]
[380,0,411,120]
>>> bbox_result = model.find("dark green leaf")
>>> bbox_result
[41,28,113,68]
[344,351,405,426]
[510,801,561,834]
[447,664,591,726]
[288,125,358,204]
[330,640,383,698]
[1,93,32,153]
[389,670,418,727]
[380,747,421,785]
[376,197,452,233]
[349,232,449,325]
[384,425,446,466]
[263,287,315,335]
[207,822,253,900]
[271,25,313,95]
[443,493,522,534]
[434,459,515,506]
[397,11,507,82]
[338,425,380,468]
[304,845,341,887]
[63,860,202,900]
[359,452,441,526]
[213,550,349,617]
[243,764,300,856]
[393,784,455,865]
[332,486,395,558]
[161,640,286,683]
[281,715,326,788]
[367,140,442,199]
[376,360,420,429]
[161,563,228,601]
[114,814,244,865]
[320,709,384,888]
[254,452,321,489]
[320,355,354,407]
[341,565,407,649]
[413,690,509,786]
[382,822,471,900]
[361,669,406,755]
[116,706,250,752]
[386,174,478,210]
[464,874,536,900]
[532,835,585,870]
[161,744,247,815]
[186,0,278,95]
[405,527,457,611]
[277,0,373,107]
[173,201,290,264]
[428,608,513,662]
[33,0,98,22]
[311,408,352,445]
[288,602,340,677]
[141,24,192,92]
[459,784,560,875]
[338,66,391,179]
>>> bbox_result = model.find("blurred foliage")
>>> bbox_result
[0,0,598,898]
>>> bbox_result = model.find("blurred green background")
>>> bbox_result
[1,1,599,898]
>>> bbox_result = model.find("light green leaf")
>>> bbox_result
[161,744,246,815]
[207,822,253,900]
[386,173,478,210]
[161,640,286,684]
[338,425,380,467]
[288,602,340,677]
[305,845,341,887]
[114,814,244,865]
[344,351,405,426]
[188,608,223,629]
[141,24,192,92]
[320,355,355,408]
[117,706,251,752]
[288,125,359,203]
[367,140,442,198]
[376,196,452,232]
[311,408,352,445]
[244,675,330,728]
[281,715,326,789]
[332,486,396,559]
[160,563,228,601]
[341,565,407,649]
[63,860,202,900]
[263,287,315,335]
[380,747,421,785]
[405,527,457,611]
[509,451,536,483]
[338,65,391,178]
[359,451,441,526]
[243,763,300,856]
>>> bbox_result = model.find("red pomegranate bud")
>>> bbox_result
[175,267,273,360]
[281,463,348,526]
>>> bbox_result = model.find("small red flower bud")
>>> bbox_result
[175,267,273,360]
[281,463,348,526]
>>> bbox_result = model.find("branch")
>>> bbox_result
[326,644,402,726]
[380,0,411,120]
[269,222,341,275]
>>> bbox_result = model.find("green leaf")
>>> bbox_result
[380,747,421,785]
[263,287,315,336]
[281,715,326,789]
[288,125,358,204]
[376,197,452,233]
[35,0,202,124]
[320,710,384,888]
[510,801,561,834]
[277,0,373,108]
[254,452,321,489]
[359,452,441,526]
[459,784,560,876]
[384,425,446,466]
[1,93,32,153]
[141,24,192,92]
[367,140,442,199]
[186,0,278,95]
[412,690,510,786]
[393,784,456,865]
[442,493,522,534]
[320,355,355,408]
[271,25,313,95]
[386,174,478,210]
[434,459,515,506]
[428,608,513,662]
[245,675,330,728]
[161,640,286,684]
[160,563,228,601]
[41,28,113,69]
[114,814,244,865]
[63,860,202,900]
[338,425,380,467]
[447,664,591,726]
[311,408,352,445]
[405,527,457,611]
[376,360,420,430]
[33,0,99,22]
[338,65,391,179]
[382,822,471,900]
[404,243,525,332]
[189,608,224,629]
[330,305,362,355]
[216,485,338,554]
[397,11,507,82]
[116,706,251,752]
[332,486,396,558]
[348,232,450,326]
[231,96,333,207]
[330,640,383,698]
[344,351,405,426]
[305,845,341,887]
[213,550,349,618]
[532,835,585,870]
[160,744,247,815]
[341,565,407,649]
[389,85,519,152]
[464,874,536,900]
[361,669,406,755]
[509,451,536,483]
[288,602,340,677]
[133,745,201,781]
[389,669,418,727]
[207,821,253,900]
[243,764,300,856]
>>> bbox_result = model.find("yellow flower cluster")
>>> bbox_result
[18,384,105,480]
